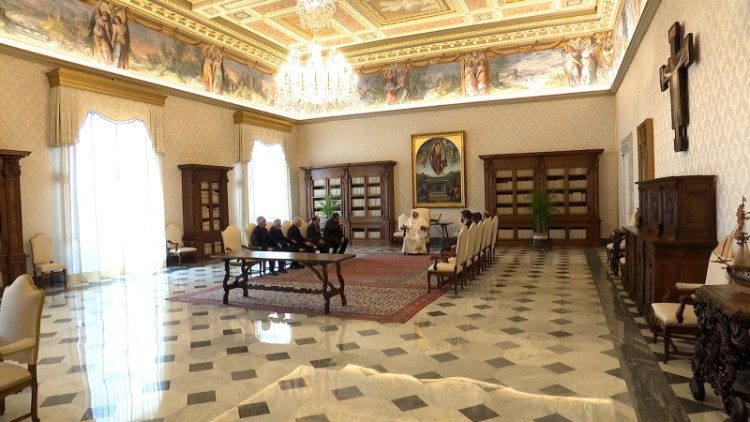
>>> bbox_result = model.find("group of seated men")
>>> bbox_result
[250,212,349,276]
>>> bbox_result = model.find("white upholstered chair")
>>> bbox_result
[470,220,484,277]
[245,223,257,247]
[222,225,262,277]
[299,220,310,240]
[480,218,493,269]
[462,223,478,281]
[29,233,66,288]
[651,255,732,363]
[0,274,45,422]
[165,224,197,268]
[393,213,409,245]
[490,216,499,262]
[427,226,469,294]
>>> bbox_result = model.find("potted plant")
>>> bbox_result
[528,188,557,251]
[319,193,341,221]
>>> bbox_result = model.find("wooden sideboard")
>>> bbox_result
[0,150,30,292]
[623,175,717,322]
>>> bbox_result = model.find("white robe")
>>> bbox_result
[402,216,429,254]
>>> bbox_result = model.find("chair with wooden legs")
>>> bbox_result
[29,233,67,288]
[462,223,478,281]
[222,225,263,277]
[651,255,732,363]
[490,216,499,263]
[0,275,46,422]
[470,220,485,278]
[427,227,469,294]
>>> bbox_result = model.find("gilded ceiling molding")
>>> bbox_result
[233,110,294,133]
[342,0,617,67]
[112,0,287,69]
[47,68,167,107]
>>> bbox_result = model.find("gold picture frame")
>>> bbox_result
[637,118,654,181]
[411,131,466,208]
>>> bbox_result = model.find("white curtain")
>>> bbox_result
[234,122,293,229]
[247,140,292,222]
[59,111,166,279]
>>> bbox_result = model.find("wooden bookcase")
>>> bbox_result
[179,164,232,261]
[480,149,603,246]
[302,161,396,245]
[0,150,30,292]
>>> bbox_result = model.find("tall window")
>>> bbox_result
[62,111,165,278]
[247,140,291,222]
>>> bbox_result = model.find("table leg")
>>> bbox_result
[336,262,347,306]
[222,259,231,304]
[321,263,331,314]
[240,260,249,298]
[442,224,449,240]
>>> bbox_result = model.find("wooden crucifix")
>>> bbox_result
[659,22,695,152]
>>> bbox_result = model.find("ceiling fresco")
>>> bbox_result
[0,0,645,119]
[164,0,617,68]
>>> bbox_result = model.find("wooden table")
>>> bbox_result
[429,221,453,240]
[210,251,356,314]
[690,284,750,421]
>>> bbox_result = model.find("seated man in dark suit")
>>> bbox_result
[251,216,282,275]
[287,217,315,268]
[306,214,329,253]
[323,212,349,254]
[269,218,291,272]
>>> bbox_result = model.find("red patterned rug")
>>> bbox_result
[168,253,445,323]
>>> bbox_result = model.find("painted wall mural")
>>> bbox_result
[0,0,646,116]
[613,0,647,67]
[357,32,616,109]
[0,0,275,106]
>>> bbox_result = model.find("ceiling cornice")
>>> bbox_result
[121,0,287,69]
[233,110,294,132]
[47,68,167,106]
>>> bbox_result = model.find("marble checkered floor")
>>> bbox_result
[2,246,716,421]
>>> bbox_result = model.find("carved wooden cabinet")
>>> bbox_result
[301,161,396,245]
[624,175,717,323]
[179,164,232,262]
[0,150,30,292]
[480,149,603,246]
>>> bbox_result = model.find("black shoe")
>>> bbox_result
[269,271,279,276]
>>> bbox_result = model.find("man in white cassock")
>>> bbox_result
[402,210,429,254]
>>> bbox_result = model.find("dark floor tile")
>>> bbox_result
[142,381,171,392]
[189,362,213,372]
[431,352,458,362]
[392,395,428,412]
[414,371,442,380]
[331,386,363,401]
[310,358,337,368]
[223,328,242,335]
[41,392,76,407]
[231,369,258,381]
[357,329,379,336]
[485,357,514,369]
[267,352,291,361]
[238,402,270,418]
[227,346,249,355]
[534,413,572,422]
[279,377,307,390]
[459,404,499,422]
[187,390,216,405]
[382,347,407,356]
[81,405,116,420]
[295,337,317,345]
[296,414,329,422]
[337,342,360,351]
[38,356,65,365]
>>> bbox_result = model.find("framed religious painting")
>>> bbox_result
[637,118,654,181]
[411,131,466,208]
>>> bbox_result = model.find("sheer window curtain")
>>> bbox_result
[58,111,166,279]
[247,140,292,222]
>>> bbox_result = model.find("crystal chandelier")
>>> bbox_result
[275,0,359,114]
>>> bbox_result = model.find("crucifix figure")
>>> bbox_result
[659,22,695,152]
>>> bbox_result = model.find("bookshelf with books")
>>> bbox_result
[302,161,396,245]
[179,164,232,261]
[481,149,603,246]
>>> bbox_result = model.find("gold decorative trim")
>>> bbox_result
[233,110,294,132]
[47,68,167,107]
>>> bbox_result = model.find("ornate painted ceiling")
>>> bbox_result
[151,0,618,69]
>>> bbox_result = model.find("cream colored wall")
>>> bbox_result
[0,53,238,272]
[615,0,750,238]
[295,95,618,237]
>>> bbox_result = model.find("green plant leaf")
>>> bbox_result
[527,188,557,233]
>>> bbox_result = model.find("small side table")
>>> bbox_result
[690,284,750,421]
